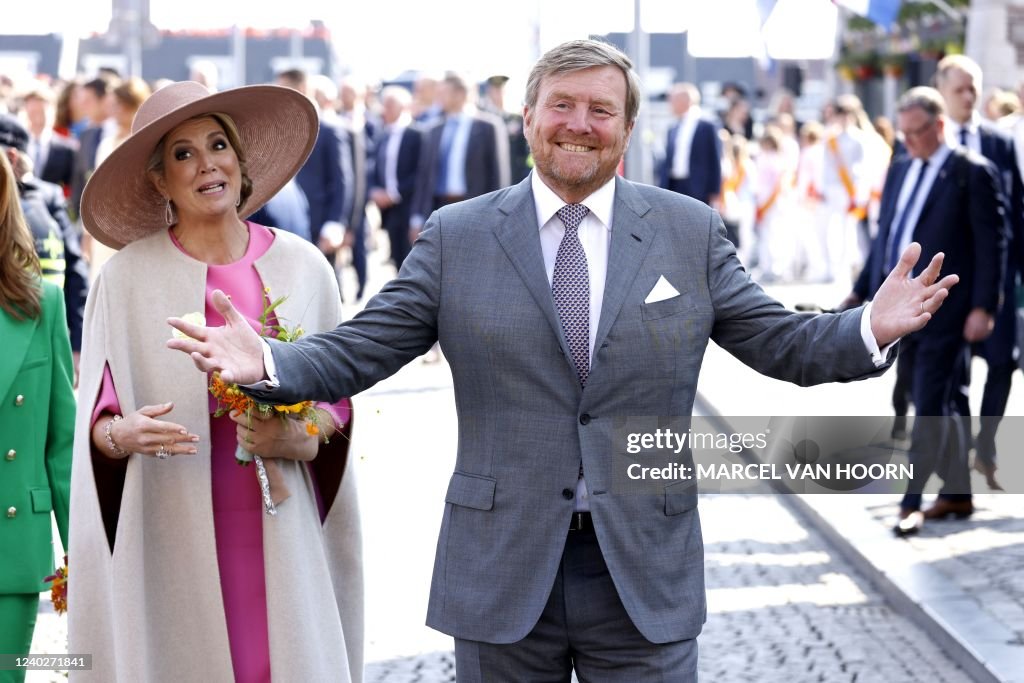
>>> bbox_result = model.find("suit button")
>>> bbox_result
[5,449,14,461]
[562,488,574,500]
[579,414,591,425]
[6,506,15,519]
[14,395,24,406]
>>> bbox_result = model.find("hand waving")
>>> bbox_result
[166,289,266,385]
[869,242,959,348]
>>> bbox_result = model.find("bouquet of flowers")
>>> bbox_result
[206,289,327,515]
[44,555,68,615]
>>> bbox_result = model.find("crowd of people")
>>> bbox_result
[0,39,1015,681]
[662,55,1021,535]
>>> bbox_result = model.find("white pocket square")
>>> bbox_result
[644,276,680,304]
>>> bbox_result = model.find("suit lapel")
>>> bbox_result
[913,152,956,230]
[878,160,911,241]
[495,177,655,379]
[593,178,654,356]
[0,308,39,401]
[494,179,566,350]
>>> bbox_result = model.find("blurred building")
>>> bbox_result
[0,22,339,87]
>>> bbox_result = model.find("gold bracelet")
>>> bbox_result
[103,415,131,458]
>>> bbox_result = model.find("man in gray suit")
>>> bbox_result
[169,40,958,682]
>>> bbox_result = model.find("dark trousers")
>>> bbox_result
[975,359,1017,463]
[350,216,367,300]
[381,206,412,271]
[433,194,467,211]
[900,333,972,510]
[453,526,698,682]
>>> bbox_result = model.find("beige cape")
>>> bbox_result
[68,228,363,682]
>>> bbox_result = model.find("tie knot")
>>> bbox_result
[557,204,590,232]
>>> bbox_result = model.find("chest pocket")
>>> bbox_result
[641,294,690,321]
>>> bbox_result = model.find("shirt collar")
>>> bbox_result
[681,105,703,122]
[921,142,952,169]
[948,112,980,136]
[531,171,615,232]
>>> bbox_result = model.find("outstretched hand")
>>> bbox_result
[869,242,959,348]
[166,289,266,385]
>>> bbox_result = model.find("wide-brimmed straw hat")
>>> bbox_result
[81,81,318,249]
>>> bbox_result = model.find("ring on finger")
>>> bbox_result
[156,444,170,460]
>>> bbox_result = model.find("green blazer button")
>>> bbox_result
[6,506,15,518]
[14,395,24,406]
[5,449,13,461]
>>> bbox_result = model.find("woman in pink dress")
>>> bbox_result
[69,82,363,682]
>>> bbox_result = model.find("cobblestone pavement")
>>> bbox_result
[361,495,979,683]
[865,492,1024,645]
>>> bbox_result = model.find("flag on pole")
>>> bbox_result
[832,0,902,28]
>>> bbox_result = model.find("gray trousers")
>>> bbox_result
[454,526,698,682]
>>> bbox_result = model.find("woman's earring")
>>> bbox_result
[235,195,242,208]
[164,198,176,226]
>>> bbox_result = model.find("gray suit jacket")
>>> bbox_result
[255,176,887,644]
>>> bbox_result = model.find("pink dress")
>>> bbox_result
[91,223,350,682]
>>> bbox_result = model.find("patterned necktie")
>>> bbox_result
[552,204,591,386]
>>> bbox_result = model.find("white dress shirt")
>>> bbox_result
[888,144,952,262]
[532,171,615,512]
[670,105,703,180]
[383,112,412,202]
[29,129,51,175]
[945,112,980,154]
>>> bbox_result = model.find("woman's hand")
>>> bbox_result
[93,403,199,459]
[230,409,318,462]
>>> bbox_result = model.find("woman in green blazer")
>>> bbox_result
[0,146,74,682]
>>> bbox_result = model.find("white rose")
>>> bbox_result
[172,311,206,340]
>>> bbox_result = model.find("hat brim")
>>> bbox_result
[81,85,318,250]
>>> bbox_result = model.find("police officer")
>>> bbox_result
[0,114,88,382]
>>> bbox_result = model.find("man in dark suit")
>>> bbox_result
[22,87,78,197]
[849,87,1007,533]
[410,72,510,236]
[937,55,1024,494]
[659,82,722,207]
[70,77,116,219]
[276,69,354,269]
[170,41,957,681]
[370,86,422,271]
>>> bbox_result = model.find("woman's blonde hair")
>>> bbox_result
[0,151,41,320]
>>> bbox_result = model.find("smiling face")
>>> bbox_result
[150,116,242,224]
[524,65,633,204]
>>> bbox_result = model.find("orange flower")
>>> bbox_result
[306,422,320,436]
[44,556,68,615]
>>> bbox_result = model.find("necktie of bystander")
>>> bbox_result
[887,160,929,272]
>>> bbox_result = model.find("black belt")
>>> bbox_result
[568,511,594,532]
